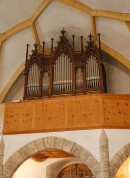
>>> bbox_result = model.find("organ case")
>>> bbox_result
[23,30,106,99]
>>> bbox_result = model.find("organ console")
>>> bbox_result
[23,29,106,99]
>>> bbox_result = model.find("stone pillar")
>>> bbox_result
[0,136,4,178]
[99,130,110,178]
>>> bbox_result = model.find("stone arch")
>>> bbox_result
[110,142,130,178]
[3,136,100,178]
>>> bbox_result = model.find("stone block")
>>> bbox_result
[54,137,65,150]
[3,166,11,177]
[43,136,55,148]
[26,141,38,154]
[34,139,46,151]
[62,140,75,153]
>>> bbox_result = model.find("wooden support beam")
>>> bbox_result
[0,0,52,43]
[58,0,130,21]
[0,0,130,44]
[31,0,52,23]
[126,21,130,30]
[31,23,41,51]
[0,41,2,54]
[100,42,130,69]
[0,19,31,42]
[90,16,97,41]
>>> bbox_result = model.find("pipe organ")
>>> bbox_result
[27,63,40,96]
[53,53,72,93]
[23,30,106,99]
[86,55,100,90]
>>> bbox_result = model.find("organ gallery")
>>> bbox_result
[23,29,106,99]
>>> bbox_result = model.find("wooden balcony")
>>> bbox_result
[1,94,130,134]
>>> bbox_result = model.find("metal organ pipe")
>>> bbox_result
[34,64,36,94]
[53,53,72,94]
[55,58,57,92]
[53,61,55,92]
[97,63,100,88]
[91,57,94,88]
[70,59,72,90]
[68,56,70,91]
[59,55,61,92]
[86,60,89,88]
[95,61,97,87]
[33,64,36,94]
[90,57,93,88]
[86,55,101,90]
[61,54,63,92]
[58,56,60,92]
[64,54,66,91]
[94,58,96,88]
[64,55,67,92]
[27,64,40,96]
[70,58,72,90]
[66,55,68,91]
[31,65,34,94]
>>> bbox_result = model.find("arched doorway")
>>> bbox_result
[57,163,94,178]
[3,136,100,178]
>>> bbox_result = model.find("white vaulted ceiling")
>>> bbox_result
[79,0,130,13]
[0,0,44,33]
[0,0,130,102]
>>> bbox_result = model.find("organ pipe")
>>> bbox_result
[27,63,40,95]
[86,55,101,90]
[24,30,106,99]
[53,53,72,93]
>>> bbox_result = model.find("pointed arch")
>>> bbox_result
[110,142,130,178]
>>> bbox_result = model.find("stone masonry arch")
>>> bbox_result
[3,136,100,178]
[110,142,130,178]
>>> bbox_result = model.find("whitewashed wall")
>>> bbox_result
[13,158,80,178]
[3,129,130,163]
[0,28,35,93]
[3,130,101,163]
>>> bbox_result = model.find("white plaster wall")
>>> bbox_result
[36,1,91,48]
[78,0,130,13]
[0,28,35,93]
[3,129,102,163]
[13,159,46,178]
[3,129,130,165]
[3,74,24,103]
[13,158,79,178]
[96,18,130,60]
[103,53,130,94]
[0,0,43,33]
[105,129,130,160]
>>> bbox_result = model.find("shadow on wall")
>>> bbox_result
[103,51,130,94]
[3,74,24,103]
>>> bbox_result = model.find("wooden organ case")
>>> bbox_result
[23,30,106,99]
